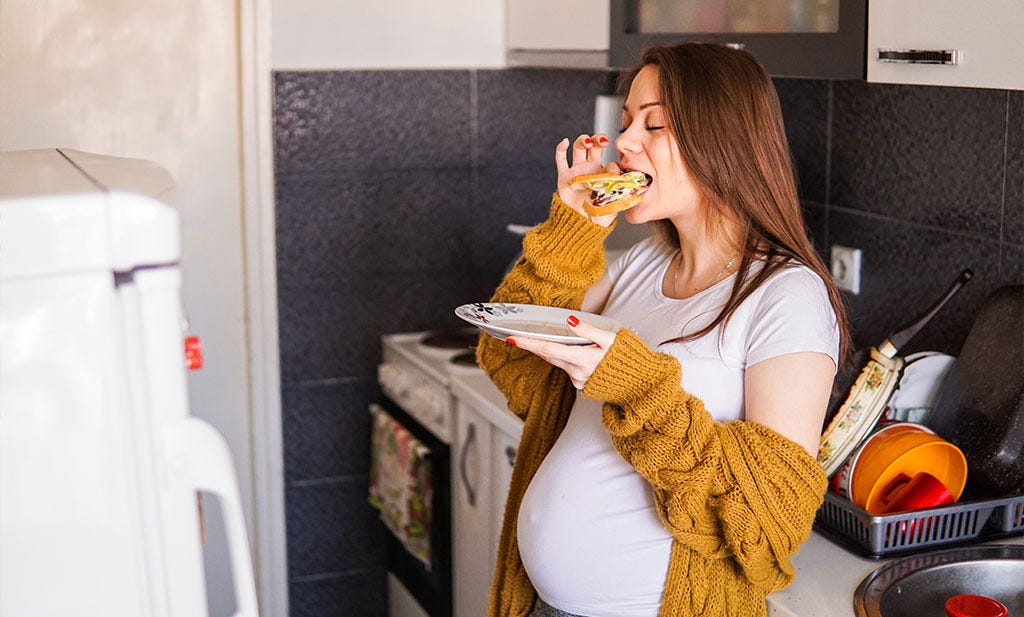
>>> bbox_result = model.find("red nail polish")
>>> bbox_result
[567,315,579,327]
[505,337,517,346]
[599,136,609,144]
[584,138,593,145]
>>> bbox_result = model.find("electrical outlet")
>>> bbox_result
[831,245,862,294]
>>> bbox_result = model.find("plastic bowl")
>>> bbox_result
[849,422,967,514]
[833,422,922,500]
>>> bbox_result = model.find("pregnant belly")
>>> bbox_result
[516,400,672,616]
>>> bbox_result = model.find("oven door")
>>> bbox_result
[370,401,452,617]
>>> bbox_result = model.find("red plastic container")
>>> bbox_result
[944,594,1009,617]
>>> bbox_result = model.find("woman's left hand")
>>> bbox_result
[505,315,619,390]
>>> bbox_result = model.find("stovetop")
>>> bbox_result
[379,330,488,443]
[419,327,478,351]
[383,329,483,382]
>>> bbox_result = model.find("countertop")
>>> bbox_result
[447,370,1024,615]
[766,532,879,616]
[768,530,1024,616]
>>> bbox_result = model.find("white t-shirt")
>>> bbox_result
[517,237,840,617]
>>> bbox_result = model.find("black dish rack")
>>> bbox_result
[815,491,1024,559]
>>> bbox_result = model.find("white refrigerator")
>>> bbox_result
[0,148,258,617]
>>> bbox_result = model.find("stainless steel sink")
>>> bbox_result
[854,544,1024,616]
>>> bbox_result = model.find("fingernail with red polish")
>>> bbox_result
[584,138,593,145]
[599,136,609,144]
[566,315,580,327]
[505,337,517,346]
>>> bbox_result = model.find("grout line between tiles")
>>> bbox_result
[824,80,834,249]
[997,91,1012,279]
[828,204,1007,245]
[282,376,366,389]
[288,474,367,489]
[290,567,383,584]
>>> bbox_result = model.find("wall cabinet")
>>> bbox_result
[610,0,866,78]
[868,0,1024,90]
[506,0,610,68]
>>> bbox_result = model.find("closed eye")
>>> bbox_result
[619,126,665,133]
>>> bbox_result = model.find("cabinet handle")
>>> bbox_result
[877,49,962,65]
[459,423,477,507]
[504,445,516,468]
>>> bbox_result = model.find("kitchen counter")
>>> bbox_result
[768,526,1024,616]
[767,532,879,616]
[448,370,1024,616]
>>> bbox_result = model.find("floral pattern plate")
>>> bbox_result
[454,303,623,346]
[817,347,905,477]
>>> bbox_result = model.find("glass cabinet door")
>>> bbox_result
[636,0,839,34]
[611,0,865,79]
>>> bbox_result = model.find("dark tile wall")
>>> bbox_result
[775,80,1022,352]
[274,69,1023,617]
[273,68,615,617]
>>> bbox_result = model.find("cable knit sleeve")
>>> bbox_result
[475,193,613,419]
[582,329,828,594]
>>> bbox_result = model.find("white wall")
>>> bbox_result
[0,2,252,614]
[272,0,505,69]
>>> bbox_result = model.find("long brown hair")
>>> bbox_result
[620,43,851,364]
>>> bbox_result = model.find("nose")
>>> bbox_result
[615,127,641,156]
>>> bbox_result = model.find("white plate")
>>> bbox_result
[886,352,956,423]
[454,303,623,345]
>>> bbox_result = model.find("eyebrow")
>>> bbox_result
[623,101,663,111]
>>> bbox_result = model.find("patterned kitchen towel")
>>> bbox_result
[368,404,433,568]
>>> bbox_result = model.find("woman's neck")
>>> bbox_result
[669,221,740,299]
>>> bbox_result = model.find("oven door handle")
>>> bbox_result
[459,422,477,507]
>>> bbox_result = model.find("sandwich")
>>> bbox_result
[570,170,652,216]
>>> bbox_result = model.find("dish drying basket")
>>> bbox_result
[815,491,1024,558]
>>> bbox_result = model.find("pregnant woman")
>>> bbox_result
[476,42,850,617]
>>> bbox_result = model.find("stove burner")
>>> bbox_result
[450,351,478,367]
[420,328,478,350]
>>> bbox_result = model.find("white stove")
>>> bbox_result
[378,329,525,617]
[376,329,485,617]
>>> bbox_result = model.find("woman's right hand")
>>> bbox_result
[555,134,619,227]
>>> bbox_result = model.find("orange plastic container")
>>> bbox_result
[849,422,968,514]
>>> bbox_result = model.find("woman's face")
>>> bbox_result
[616,65,704,228]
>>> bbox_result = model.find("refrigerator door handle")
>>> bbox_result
[163,417,260,617]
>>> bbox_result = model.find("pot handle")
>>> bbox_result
[880,269,973,357]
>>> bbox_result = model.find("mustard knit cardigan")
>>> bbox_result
[476,195,828,617]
